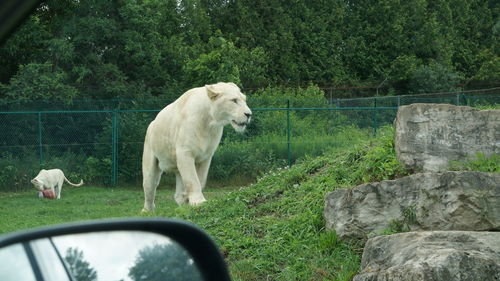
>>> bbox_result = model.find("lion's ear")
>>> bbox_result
[206,84,223,100]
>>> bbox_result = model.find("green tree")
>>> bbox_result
[1,0,498,99]
[1,62,77,102]
[64,247,98,281]
[183,36,242,86]
[409,62,463,94]
[128,242,202,281]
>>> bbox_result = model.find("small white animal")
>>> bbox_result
[142,82,252,211]
[31,169,84,199]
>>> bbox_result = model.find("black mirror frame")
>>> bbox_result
[0,218,231,281]
[0,0,43,45]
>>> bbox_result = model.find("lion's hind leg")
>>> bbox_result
[55,180,63,199]
[142,148,162,212]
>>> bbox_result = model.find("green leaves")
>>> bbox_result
[408,62,463,94]
[2,62,78,102]
[184,36,242,86]
[1,0,498,100]
[183,35,269,88]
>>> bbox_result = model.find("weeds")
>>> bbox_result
[381,205,418,235]
[449,153,500,172]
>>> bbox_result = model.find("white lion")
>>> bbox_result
[31,169,84,199]
[142,82,252,211]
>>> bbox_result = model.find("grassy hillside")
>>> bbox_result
[1,127,408,280]
[163,127,408,280]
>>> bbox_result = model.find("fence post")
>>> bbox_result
[456,94,460,106]
[38,112,43,166]
[111,110,118,185]
[373,99,378,135]
[287,99,292,167]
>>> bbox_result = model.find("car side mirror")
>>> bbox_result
[0,218,231,281]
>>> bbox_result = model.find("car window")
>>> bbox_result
[30,238,71,281]
[0,243,37,281]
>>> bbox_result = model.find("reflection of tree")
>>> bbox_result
[64,247,98,281]
[128,242,201,281]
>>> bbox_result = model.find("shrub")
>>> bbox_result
[408,62,463,94]
[0,151,41,192]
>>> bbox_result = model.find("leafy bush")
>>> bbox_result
[408,62,463,94]
[84,156,112,184]
[0,150,43,192]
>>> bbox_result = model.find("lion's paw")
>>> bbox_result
[141,203,155,213]
[188,194,207,206]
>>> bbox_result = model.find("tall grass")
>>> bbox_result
[211,125,370,184]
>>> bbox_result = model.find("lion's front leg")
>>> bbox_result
[176,151,206,206]
[196,158,212,190]
[174,172,188,205]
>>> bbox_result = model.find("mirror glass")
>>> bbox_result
[0,243,37,281]
[0,231,203,281]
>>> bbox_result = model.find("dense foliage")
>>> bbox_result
[1,0,498,101]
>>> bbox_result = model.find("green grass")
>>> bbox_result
[1,126,408,280]
[449,153,500,172]
[0,185,234,234]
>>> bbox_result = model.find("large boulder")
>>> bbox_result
[394,103,500,172]
[353,231,500,281]
[324,171,500,241]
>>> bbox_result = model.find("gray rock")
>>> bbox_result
[324,171,500,241]
[353,231,500,281]
[394,103,500,172]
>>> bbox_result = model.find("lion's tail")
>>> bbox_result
[64,177,84,187]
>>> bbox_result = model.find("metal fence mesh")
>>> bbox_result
[0,89,498,191]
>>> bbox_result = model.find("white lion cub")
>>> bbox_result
[142,82,252,211]
[31,169,84,199]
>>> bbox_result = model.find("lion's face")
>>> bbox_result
[207,82,252,133]
[31,178,44,191]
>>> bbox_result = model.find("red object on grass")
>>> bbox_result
[39,189,56,199]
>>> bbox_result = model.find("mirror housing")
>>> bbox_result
[0,0,43,45]
[0,218,231,281]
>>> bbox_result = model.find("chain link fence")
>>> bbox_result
[0,88,498,191]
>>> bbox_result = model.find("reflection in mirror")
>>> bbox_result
[51,231,203,281]
[31,238,72,281]
[0,243,37,281]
